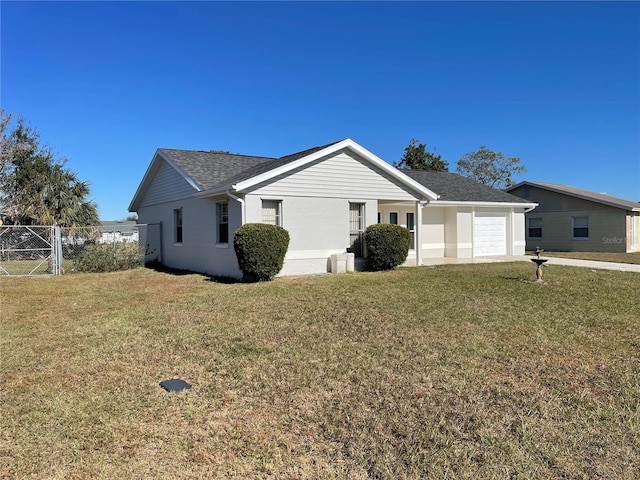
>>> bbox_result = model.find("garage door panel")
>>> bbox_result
[474,215,507,256]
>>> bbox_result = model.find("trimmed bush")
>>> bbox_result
[365,223,411,271]
[233,223,290,282]
[74,243,142,273]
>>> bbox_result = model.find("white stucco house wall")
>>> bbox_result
[129,139,536,277]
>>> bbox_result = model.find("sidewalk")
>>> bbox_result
[519,256,640,273]
[418,255,640,273]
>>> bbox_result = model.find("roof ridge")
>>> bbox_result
[158,147,277,160]
[279,139,347,161]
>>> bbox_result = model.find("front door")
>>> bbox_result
[406,212,415,250]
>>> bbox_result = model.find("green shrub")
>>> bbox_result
[74,243,142,273]
[365,224,411,271]
[233,223,290,282]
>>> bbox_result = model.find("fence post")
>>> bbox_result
[54,226,63,275]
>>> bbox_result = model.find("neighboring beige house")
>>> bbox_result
[507,181,640,253]
[129,139,536,278]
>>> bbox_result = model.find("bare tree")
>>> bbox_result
[456,145,527,189]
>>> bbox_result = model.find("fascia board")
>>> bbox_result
[193,186,231,198]
[346,141,440,201]
[505,181,527,191]
[429,200,538,209]
[232,138,440,201]
[157,150,203,192]
[128,150,202,212]
[129,150,163,212]
[232,139,354,192]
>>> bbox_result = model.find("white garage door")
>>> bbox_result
[474,215,507,256]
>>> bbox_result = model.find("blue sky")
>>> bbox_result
[2,1,639,220]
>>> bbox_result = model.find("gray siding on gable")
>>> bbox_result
[248,151,419,201]
[139,161,197,208]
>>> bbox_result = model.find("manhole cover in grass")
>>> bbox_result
[159,378,192,392]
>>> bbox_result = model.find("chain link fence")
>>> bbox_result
[0,225,57,276]
[0,223,161,276]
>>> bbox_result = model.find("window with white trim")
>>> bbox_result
[174,208,183,243]
[389,212,398,225]
[572,216,589,239]
[217,202,229,243]
[262,200,282,226]
[349,203,365,258]
[406,212,415,250]
[528,217,542,239]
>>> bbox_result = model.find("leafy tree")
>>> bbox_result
[456,145,527,189]
[0,111,99,226]
[0,110,13,179]
[394,139,449,171]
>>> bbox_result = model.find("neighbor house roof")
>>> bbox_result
[507,181,640,212]
[403,171,534,205]
[99,221,138,234]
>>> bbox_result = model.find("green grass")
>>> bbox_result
[528,250,640,264]
[0,259,52,276]
[1,264,639,478]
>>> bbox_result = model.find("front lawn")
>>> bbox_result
[1,264,638,478]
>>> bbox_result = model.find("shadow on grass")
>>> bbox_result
[145,262,242,284]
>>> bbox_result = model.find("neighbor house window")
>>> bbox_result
[262,200,282,226]
[349,203,365,257]
[389,212,398,225]
[528,217,542,239]
[572,216,589,239]
[174,208,183,243]
[406,212,415,250]
[217,202,229,243]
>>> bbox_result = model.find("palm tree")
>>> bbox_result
[1,117,98,227]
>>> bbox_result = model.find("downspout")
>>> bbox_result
[226,190,245,225]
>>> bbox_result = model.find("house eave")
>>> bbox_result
[129,149,203,212]
[193,185,235,198]
[429,200,538,209]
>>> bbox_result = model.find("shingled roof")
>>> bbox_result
[159,149,277,191]
[403,170,533,203]
[159,140,346,191]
